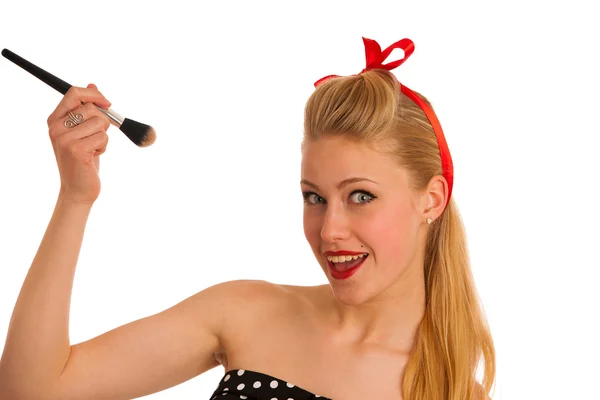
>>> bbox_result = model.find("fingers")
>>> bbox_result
[49,102,110,142]
[54,119,109,164]
[73,130,109,161]
[47,84,111,127]
[49,101,111,164]
[55,116,110,147]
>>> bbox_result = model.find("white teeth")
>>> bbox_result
[327,253,367,263]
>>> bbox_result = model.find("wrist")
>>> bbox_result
[56,193,96,212]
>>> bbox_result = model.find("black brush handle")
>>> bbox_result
[2,48,124,125]
[2,49,73,95]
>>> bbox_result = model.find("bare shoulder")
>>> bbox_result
[214,279,292,307]
[217,280,326,341]
[226,280,326,312]
[216,279,312,323]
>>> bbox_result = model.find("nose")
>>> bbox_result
[320,204,352,243]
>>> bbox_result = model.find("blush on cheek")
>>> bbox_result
[366,205,417,266]
[303,215,319,241]
[303,216,323,260]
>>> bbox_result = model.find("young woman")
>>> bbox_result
[0,38,495,400]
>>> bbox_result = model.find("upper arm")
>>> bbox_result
[49,279,262,400]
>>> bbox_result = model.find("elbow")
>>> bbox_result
[0,386,55,400]
[0,366,55,400]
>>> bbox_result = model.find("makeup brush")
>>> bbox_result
[1,48,156,148]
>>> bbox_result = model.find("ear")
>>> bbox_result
[422,175,449,220]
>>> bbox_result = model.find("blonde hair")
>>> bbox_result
[303,70,496,400]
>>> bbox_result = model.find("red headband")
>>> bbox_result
[314,37,454,207]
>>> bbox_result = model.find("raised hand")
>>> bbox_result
[46,83,111,205]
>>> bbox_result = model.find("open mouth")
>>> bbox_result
[326,253,368,279]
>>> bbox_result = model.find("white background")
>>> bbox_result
[1,1,598,399]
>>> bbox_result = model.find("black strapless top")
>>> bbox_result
[210,369,332,400]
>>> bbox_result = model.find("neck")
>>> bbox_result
[324,261,426,354]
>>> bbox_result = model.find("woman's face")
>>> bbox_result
[301,136,428,305]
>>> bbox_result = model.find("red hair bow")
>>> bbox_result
[314,37,454,208]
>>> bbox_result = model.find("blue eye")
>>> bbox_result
[302,192,325,205]
[302,190,376,206]
[350,190,375,205]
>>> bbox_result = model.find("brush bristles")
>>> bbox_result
[119,118,156,147]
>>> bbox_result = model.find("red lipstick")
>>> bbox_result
[324,250,366,256]
[325,252,368,280]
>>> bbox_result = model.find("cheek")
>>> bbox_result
[366,203,417,261]
[303,211,321,245]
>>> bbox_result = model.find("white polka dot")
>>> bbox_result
[224,374,230,382]
[270,380,279,388]
[286,382,295,388]
[223,388,229,391]
[240,396,247,399]
[287,398,295,400]
[270,398,278,400]
[253,381,262,388]
[237,370,245,376]
[237,383,245,390]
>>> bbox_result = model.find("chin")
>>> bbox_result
[326,279,370,307]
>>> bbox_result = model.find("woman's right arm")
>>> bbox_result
[0,85,245,399]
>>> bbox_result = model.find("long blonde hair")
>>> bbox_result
[302,69,496,400]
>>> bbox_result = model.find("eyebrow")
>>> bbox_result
[300,177,379,191]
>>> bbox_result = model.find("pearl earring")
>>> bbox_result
[426,218,432,225]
